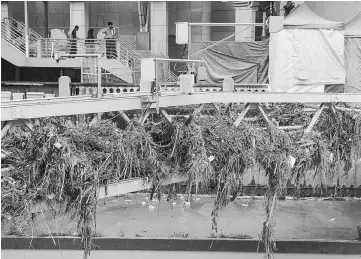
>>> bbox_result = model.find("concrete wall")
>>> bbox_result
[6,1,361,50]
[168,1,212,59]
[88,1,139,42]
[24,1,70,37]
[211,1,235,41]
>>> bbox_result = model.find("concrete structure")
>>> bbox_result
[150,1,168,56]
[69,1,88,39]
[233,1,256,42]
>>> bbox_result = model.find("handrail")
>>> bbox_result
[4,17,42,39]
[1,17,178,84]
[1,22,26,53]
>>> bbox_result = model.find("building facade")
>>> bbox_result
[3,1,360,57]
[1,1,361,83]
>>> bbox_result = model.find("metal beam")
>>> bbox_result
[139,108,152,125]
[305,103,326,133]
[185,104,205,126]
[157,92,361,107]
[189,22,264,27]
[234,103,252,127]
[1,120,33,137]
[212,103,221,116]
[2,93,361,122]
[160,109,172,123]
[154,58,204,63]
[256,104,275,128]
[119,111,131,124]
[1,95,143,121]
[24,1,29,57]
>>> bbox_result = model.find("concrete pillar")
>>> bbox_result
[24,1,29,57]
[1,1,9,21]
[150,1,168,56]
[15,67,21,81]
[1,2,11,40]
[190,1,211,58]
[70,1,88,39]
[233,2,256,42]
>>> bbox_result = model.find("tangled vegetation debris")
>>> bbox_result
[1,104,361,258]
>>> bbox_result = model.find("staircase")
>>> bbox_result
[1,17,178,84]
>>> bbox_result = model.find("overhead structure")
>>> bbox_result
[268,3,345,93]
[344,12,361,93]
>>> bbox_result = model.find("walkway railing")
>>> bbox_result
[1,17,179,84]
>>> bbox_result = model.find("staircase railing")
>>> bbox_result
[1,21,26,54]
[1,17,178,84]
[3,17,42,42]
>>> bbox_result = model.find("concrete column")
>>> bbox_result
[24,1,29,57]
[1,2,10,40]
[15,67,21,81]
[70,1,88,39]
[1,1,9,21]
[233,1,256,42]
[150,1,168,56]
[190,1,211,58]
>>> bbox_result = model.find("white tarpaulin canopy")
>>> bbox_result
[345,12,361,38]
[269,4,345,93]
[345,12,361,93]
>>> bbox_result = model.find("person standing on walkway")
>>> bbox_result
[103,22,116,59]
[70,25,79,57]
[86,28,95,53]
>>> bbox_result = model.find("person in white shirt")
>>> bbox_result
[103,22,116,59]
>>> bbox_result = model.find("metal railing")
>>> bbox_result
[1,17,178,84]
[3,17,42,42]
[1,21,26,53]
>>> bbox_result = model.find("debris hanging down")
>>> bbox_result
[1,104,361,259]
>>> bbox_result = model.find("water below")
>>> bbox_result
[2,194,361,240]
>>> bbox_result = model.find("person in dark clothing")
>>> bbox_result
[70,25,79,57]
[86,28,95,53]
[103,22,116,59]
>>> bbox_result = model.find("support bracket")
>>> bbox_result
[305,103,326,134]
[119,111,131,124]
[185,104,205,126]
[139,104,152,125]
[212,103,221,116]
[1,120,34,138]
[160,109,172,124]
[233,103,252,127]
